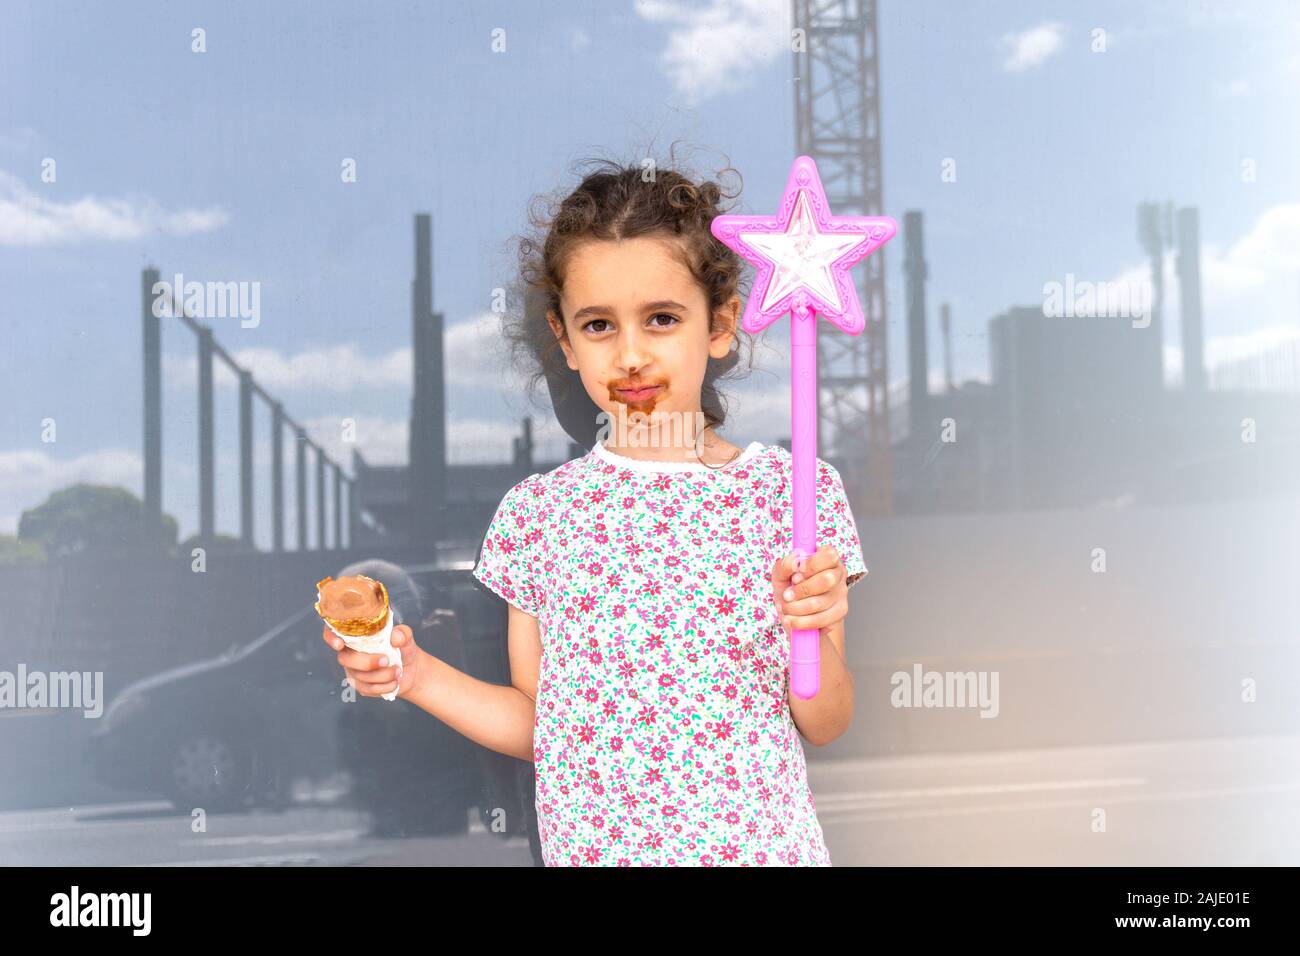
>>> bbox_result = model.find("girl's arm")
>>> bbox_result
[403,602,541,762]
[788,620,854,746]
[774,547,856,746]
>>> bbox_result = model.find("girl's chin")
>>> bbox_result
[601,404,675,421]
[599,410,708,448]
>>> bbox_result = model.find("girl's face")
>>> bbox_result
[549,235,739,447]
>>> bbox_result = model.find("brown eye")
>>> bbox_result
[650,313,681,328]
[582,319,611,333]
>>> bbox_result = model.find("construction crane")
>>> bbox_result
[792,0,893,514]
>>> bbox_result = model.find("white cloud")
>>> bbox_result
[1119,203,1300,312]
[1199,203,1300,304]
[163,343,410,394]
[295,413,578,468]
[0,447,141,536]
[0,169,228,247]
[1000,22,1066,73]
[634,0,788,105]
[299,413,408,467]
[1202,326,1300,365]
[447,310,518,389]
[160,311,507,395]
[1165,324,1300,389]
[453,416,574,463]
[0,415,570,538]
[1108,203,1300,387]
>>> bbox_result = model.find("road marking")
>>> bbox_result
[0,808,179,834]
[808,733,1300,775]
[181,828,368,847]
[820,780,1300,823]
[137,853,327,866]
[814,777,1147,809]
[0,806,366,834]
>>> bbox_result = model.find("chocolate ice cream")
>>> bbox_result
[314,574,390,636]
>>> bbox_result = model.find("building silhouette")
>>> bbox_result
[349,215,580,553]
[893,206,1299,514]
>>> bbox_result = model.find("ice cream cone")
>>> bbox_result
[314,574,403,702]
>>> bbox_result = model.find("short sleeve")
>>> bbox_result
[472,474,546,618]
[816,460,868,590]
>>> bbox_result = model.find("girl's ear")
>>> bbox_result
[547,310,578,370]
[546,308,565,340]
[708,296,741,359]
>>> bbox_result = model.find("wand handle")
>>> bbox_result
[789,300,820,699]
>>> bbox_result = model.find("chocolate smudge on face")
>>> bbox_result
[607,379,667,417]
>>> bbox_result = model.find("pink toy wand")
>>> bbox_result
[711,155,896,699]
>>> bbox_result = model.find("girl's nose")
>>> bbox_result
[616,328,651,370]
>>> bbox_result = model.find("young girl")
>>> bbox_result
[326,156,868,866]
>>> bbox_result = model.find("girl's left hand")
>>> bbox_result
[770,545,848,634]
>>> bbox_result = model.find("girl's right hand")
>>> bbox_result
[321,623,428,700]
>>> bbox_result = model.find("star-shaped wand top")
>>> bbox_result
[709,155,897,336]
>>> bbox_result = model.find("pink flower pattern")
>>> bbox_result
[472,442,867,866]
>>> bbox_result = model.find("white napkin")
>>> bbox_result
[324,606,401,702]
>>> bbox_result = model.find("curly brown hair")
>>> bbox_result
[501,143,756,457]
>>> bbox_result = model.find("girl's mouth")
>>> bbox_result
[615,385,662,401]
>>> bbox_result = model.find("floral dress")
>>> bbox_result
[471,439,868,866]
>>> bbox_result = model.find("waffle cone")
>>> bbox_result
[314,575,391,636]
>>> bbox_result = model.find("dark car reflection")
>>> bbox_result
[84,557,541,862]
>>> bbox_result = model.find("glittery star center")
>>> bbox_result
[741,191,864,312]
